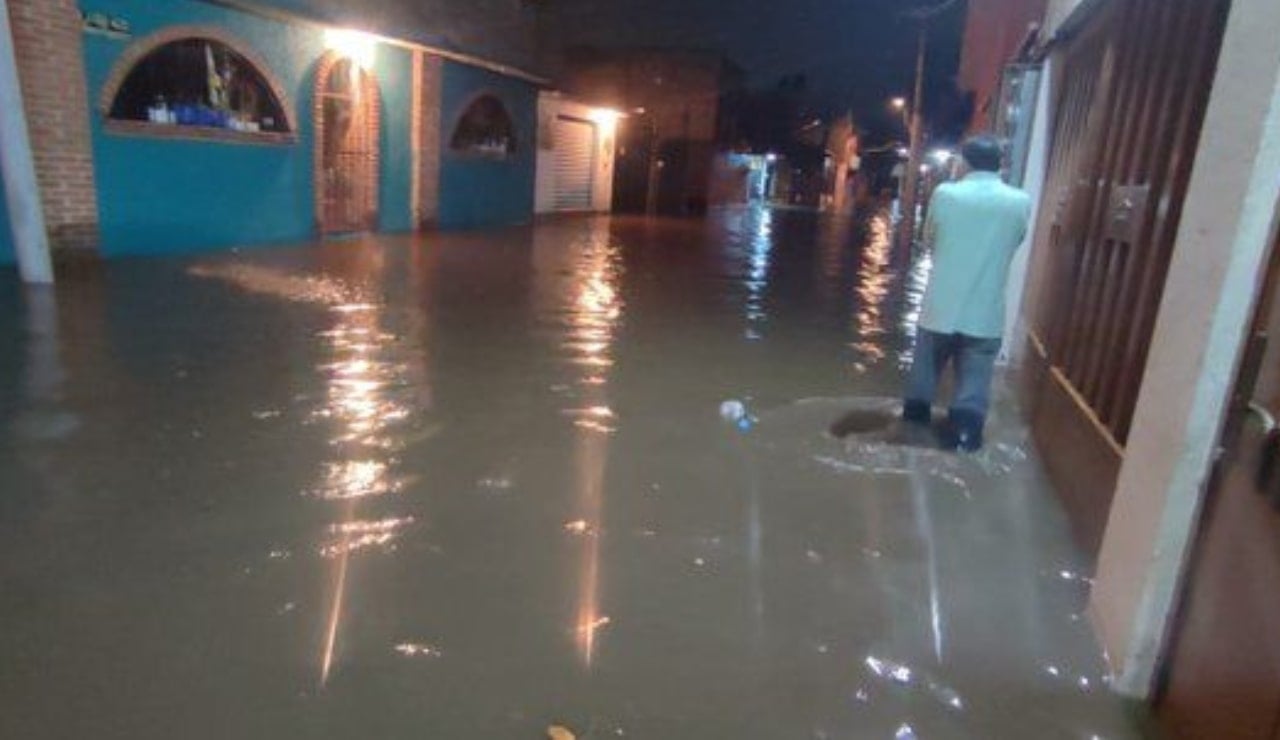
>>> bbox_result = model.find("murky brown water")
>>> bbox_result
[0,209,1143,738]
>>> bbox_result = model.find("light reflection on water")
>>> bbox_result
[551,220,623,667]
[0,213,1136,738]
[900,247,932,367]
[188,258,423,687]
[315,295,418,686]
[850,212,893,367]
[743,207,774,339]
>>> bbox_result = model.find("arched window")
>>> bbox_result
[450,94,517,157]
[106,36,291,134]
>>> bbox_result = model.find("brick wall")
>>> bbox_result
[7,0,100,252]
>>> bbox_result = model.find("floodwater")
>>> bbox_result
[0,208,1143,738]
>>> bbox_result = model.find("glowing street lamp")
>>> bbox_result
[588,107,623,134]
[324,29,377,69]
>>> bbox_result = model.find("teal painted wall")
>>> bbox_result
[438,62,537,230]
[80,0,413,256]
[377,47,414,234]
[0,178,13,265]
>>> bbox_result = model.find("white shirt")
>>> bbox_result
[919,171,1032,338]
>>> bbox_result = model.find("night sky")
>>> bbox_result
[540,0,970,142]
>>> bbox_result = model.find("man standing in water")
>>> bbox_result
[902,135,1032,452]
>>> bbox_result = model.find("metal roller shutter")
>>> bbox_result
[553,117,596,212]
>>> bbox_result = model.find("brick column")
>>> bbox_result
[7,0,100,253]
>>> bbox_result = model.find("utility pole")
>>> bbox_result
[896,25,927,260]
[893,0,959,259]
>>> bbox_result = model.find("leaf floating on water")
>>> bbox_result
[547,725,576,740]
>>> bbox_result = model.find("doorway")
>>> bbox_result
[316,55,380,235]
[1156,214,1280,739]
[551,116,597,212]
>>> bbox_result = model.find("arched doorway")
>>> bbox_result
[315,55,380,235]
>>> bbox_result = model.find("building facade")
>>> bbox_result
[956,0,1048,133]
[559,48,740,215]
[534,92,617,215]
[998,0,1280,735]
[0,0,544,264]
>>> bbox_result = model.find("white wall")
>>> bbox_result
[1001,59,1053,364]
[1045,0,1087,37]
[0,0,52,283]
[1089,0,1280,697]
[535,93,616,215]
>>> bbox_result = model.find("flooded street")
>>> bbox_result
[0,208,1142,738]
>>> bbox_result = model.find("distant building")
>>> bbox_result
[558,48,743,215]
[534,92,617,215]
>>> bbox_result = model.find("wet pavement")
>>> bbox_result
[0,208,1145,738]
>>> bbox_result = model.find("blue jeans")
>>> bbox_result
[903,330,1002,447]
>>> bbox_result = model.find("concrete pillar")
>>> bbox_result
[1088,0,1280,697]
[6,0,99,253]
[0,0,52,283]
[1001,57,1053,364]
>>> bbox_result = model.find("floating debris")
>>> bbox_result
[546,725,576,740]
[865,655,912,685]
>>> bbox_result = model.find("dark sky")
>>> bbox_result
[540,0,970,141]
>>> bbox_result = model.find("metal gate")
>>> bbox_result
[1024,0,1231,556]
[553,117,596,212]
[316,57,380,235]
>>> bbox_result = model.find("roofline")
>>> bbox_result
[199,0,551,86]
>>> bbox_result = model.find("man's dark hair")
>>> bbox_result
[961,135,1004,172]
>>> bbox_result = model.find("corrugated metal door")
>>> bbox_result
[1022,0,1231,557]
[553,117,596,212]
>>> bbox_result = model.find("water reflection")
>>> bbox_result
[900,244,932,367]
[816,214,854,309]
[554,221,623,667]
[11,287,77,442]
[744,207,774,339]
[850,212,893,368]
[189,257,423,686]
[315,295,417,685]
[0,213,1141,738]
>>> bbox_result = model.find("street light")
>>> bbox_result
[324,29,377,69]
[889,96,910,131]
